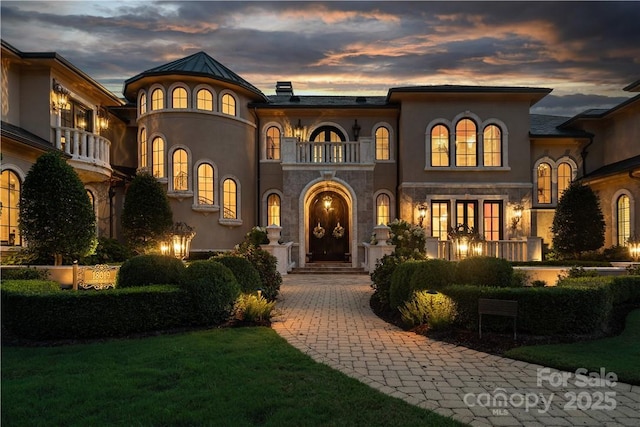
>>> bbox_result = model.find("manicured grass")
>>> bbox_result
[2,327,465,426]
[506,309,640,385]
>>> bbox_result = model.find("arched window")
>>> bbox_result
[139,128,147,169]
[455,119,477,166]
[223,179,237,219]
[221,93,236,116]
[152,137,165,178]
[139,92,147,115]
[376,193,390,226]
[267,194,281,226]
[197,163,214,205]
[537,163,551,204]
[196,89,213,111]
[172,87,188,109]
[310,126,345,163]
[173,149,188,191]
[266,126,281,160]
[0,170,21,246]
[483,124,501,167]
[617,194,631,246]
[558,162,572,197]
[151,88,164,111]
[375,127,390,160]
[431,124,449,167]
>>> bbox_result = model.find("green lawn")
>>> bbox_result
[506,309,640,385]
[2,327,465,427]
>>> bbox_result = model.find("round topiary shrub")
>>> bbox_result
[409,259,457,294]
[389,260,423,309]
[232,245,281,301]
[213,255,261,293]
[455,256,514,287]
[181,260,240,325]
[117,254,185,288]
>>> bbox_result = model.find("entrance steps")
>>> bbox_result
[290,262,367,275]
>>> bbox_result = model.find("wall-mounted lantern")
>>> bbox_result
[96,107,110,132]
[51,79,69,111]
[352,119,361,141]
[293,119,303,141]
[417,202,428,227]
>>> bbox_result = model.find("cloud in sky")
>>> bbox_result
[2,1,638,116]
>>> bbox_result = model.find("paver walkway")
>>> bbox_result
[271,274,640,427]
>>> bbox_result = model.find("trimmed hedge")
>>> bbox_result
[441,284,613,335]
[0,267,50,281]
[370,254,404,308]
[1,281,189,340]
[389,260,423,309]
[213,255,262,293]
[181,261,241,325]
[557,275,640,306]
[456,256,514,287]
[117,254,185,288]
[409,259,457,293]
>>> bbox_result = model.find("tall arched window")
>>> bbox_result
[375,127,390,160]
[139,128,147,169]
[266,126,281,160]
[617,194,631,246]
[431,124,449,167]
[151,88,164,111]
[152,137,165,178]
[455,119,477,166]
[221,94,236,116]
[537,163,551,204]
[0,170,21,246]
[376,193,390,226]
[483,124,501,167]
[173,149,188,191]
[267,194,281,226]
[197,163,214,205]
[223,179,237,219]
[310,126,345,163]
[196,89,213,111]
[558,162,572,197]
[172,87,188,109]
[139,92,147,115]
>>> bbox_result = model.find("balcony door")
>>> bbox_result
[309,191,349,261]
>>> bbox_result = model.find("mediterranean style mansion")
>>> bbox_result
[2,39,639,269]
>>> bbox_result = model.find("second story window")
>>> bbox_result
[375,127,390,160]
[483,124,501,167]
[152,137,165,178]
[537,163,552,204]
[197,89,213,111]
[173,149,188,191]
[431,124,449,167]
[197,163,215,205]
[61,99,93,132]
[223,178,237,219]
[139,92,147,115]
[139,128,147,169]
[266,126,281,160]
[172,87,188,109]
[455,119,477,167]
[222,93,236,116]
[151,88,164,111]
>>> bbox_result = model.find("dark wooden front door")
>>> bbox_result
[309,191,349,261]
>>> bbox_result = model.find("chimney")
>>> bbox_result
[276,81,294,96]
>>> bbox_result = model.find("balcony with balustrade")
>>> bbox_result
[281,137,374,168]
[52,126,112,180]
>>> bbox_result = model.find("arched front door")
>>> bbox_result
[309,191,349,261]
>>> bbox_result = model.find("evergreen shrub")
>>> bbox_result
[455,256,514,287]
[212,255,261,293]
[117,254,185,288]
[409,259,457,293]
[181,261,241,325]
[389,260,422,309]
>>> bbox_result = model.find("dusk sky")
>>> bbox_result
[2,1,639,117]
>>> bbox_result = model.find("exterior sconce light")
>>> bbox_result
[96,107,110,132]
[628,236,640,262]
[510,203,524,236]
[51,79,69,111]
[417,202,428,227]
[160,222,196,260]
[352,119,361,141]
[294,119,303,141]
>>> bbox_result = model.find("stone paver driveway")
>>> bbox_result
[271,274,640,427]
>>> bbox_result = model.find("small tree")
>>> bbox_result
[552,181,605,259]
[19,151,96,265]
[121,172,173,254]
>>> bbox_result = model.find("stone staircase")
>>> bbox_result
[290,262,367,275]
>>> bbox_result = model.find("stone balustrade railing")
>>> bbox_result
[53,126,111,169]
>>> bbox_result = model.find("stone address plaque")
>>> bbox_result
[77,264,118,290]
